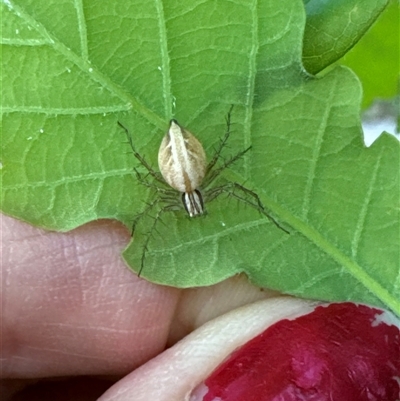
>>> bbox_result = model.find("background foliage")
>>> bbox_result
[339,0,399,108]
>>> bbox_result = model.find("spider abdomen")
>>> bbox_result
[158,119,207,194]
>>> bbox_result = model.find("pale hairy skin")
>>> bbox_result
[1,214,283,400]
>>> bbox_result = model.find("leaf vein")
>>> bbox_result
[4,169,132,190]
[301,80,336,219]
[3,106,131,115]
[351,148,382,258]
[74,0,89,60]
[243,0,259,178]
[155,0,172,119]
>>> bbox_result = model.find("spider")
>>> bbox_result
[118,106,288,276]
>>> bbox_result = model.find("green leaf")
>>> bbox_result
[1,0,399,315]
[303,0,389,74]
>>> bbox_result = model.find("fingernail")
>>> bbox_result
[190,303,400,401]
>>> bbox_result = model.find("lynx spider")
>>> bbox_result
[118,106,288,276]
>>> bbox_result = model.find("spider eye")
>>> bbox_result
[182,190,204,217]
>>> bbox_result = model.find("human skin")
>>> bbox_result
[1,215,283,400]
[4,215,397,401]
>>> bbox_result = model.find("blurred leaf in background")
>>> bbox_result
[339,0,399,109]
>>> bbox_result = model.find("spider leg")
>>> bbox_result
[203,106,256,188]
[130,197,162,236]
[205,104,235,175]
[130,187,180,236]
[134,168,176,195]
[206,182,289,234]
[118,121,166,186]
[203,146,252,187]
[138,204,178,276]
